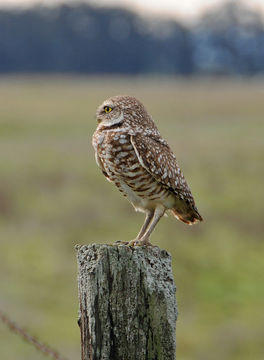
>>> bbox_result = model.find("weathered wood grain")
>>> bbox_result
[76,244,177,360]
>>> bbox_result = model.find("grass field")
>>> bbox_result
[0,76,263,360]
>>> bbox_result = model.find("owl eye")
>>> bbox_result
[104,106,113,113]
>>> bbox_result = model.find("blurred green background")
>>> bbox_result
[0,76,263,360]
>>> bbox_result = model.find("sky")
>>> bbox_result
[0,0,264,20]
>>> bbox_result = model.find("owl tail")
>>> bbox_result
[171,204,203,225]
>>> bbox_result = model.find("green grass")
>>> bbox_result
[0,76,263,359]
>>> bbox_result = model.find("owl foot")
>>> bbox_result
[114,240,129,245]
[128,238,156,247]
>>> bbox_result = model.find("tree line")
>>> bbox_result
[0,1,263,75]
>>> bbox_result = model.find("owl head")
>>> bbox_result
[96,95,156,130]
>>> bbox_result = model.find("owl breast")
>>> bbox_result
[92,128,175,212]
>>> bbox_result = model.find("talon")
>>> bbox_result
[139,240,154,247]
[114,240,129,245]
[128,239,138,247]
[128,238,156,247]
[138,238,158,247]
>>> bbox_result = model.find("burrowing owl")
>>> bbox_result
[92,95,203,246]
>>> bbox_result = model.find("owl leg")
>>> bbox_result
[136,209,155,240]
[127,210,154,247]
[114,211,154,245]
[129,206,165,246]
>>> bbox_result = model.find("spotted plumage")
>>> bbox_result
[92,95,203,246]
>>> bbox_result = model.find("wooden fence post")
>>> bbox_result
[76,244,177,360]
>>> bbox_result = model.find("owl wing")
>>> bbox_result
[130,133,194,203]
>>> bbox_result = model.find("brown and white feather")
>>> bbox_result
[92,95,203,234]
